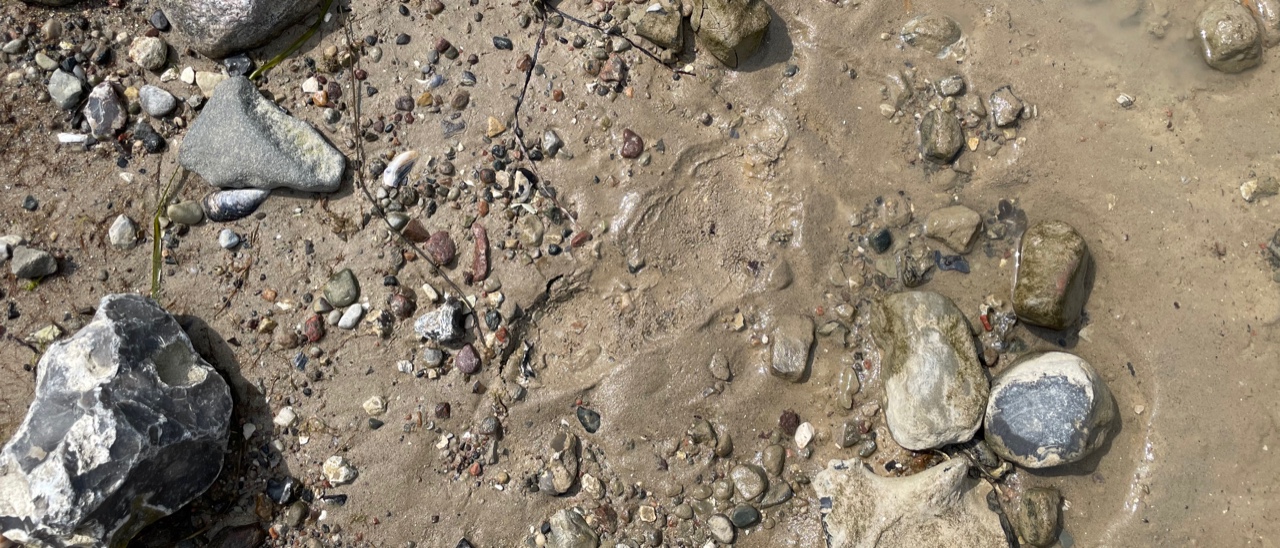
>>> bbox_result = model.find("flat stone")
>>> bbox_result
[689,0,771,68]
[770,315,813,382]
[140,85,178,117]
[871,291,988,450]
[166,200,204,225]
[759,479,793,508]
[729,505,760,528]
[901,13,962,54]
[108,215,138,249]
[157,0,315,58]
[84,83,126,138]
[0,295,232,548]
[985,352,1117,469]
[920,109,963,163]
[179,76,345,192]
[10,246,57,279]
[337,304,364,330]
[1199,1,1263,73]
[636,5,683,50]
[129,36,168,71]
[414,299,464,343]
[709,352,732,381]
[1012,220,1090,330]
[547,508,598,548]
[323,268,360,308]
[813,459,1007,548]
[924,205,982,253]
[938,74,966,96]
[730,464,768,501]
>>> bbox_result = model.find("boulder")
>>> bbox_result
[1198,1,1262,73]
[870,291,988,450]
[0,294,233,547]
[156,0,316,59]
[984,352,1117,468]
[813,459,1008,548]
[179,76,345,192]
[690,0,771,68]
[924,205,982,254]
[1012,220,1090,330]
[769,315,813,382]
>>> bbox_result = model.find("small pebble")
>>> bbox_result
[218,229,240,249]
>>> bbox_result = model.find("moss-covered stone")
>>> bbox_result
[1013,221,1090,330]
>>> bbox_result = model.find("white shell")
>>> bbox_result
[382,150,419,188]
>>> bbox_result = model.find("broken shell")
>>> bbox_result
[383,150,419,188]
[202,188,271,222]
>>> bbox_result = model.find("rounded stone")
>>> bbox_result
[166,201,204,225]
[324,268,360,308]
[1013,221,1090,330]
[730,464,768,501]
[217,229,240,249]
[1198,1,1262,73]
[139,85,178,117]
[706,514,736,544]
[129,36,168,71]
[901,13,962,54]
[729,505,760,528]
[984,352,1117,469]
[919,109,963,163]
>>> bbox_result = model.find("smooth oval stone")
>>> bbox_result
[1198,1,1262,73]
[323,268,360,308]
[1013,221,1090,330]
[984,352,1117,469]
[729,505,760,528]
[730,464,768,501]
[901,13,962,54]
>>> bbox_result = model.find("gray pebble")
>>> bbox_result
[706,515,735,544]
[324,268,360,308]
[167,201,205,225]
[730,464,768,501]
[108,215,138,249]
[140,85,178,117]
[337,304,365,329]
[422,347,444,368]
[10,246,56,279]
[217,228,240,249]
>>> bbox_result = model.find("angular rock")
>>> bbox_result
[813,459,1008,548]
[84,83,126,139]
[770,315,813,382]
[1013,487,1061,547]
[140,85,178,117]
[1198,1,1262,73]
[129,36,168,71]
[989,86,1024,127]
[108,215,139,249]
[636,5,684,50]
[414,299,464,343]
[1012,220,1090,330]
[919,109,963,163]
[901,13,962,54]
[157,0,316,59]
[0,294,233,548]
[924,205,982,254]
[870,291,988,450]
[538,431,581,496]
[10,246,57,279]
[984,352,1117,469]
[689,0,771,68]
[47,70,85,110]
[547,508,598,548]
[179,77,345,192]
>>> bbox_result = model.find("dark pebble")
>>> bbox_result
[779,409,800,436]
[783,64,799,77]
[455,344,481,374]
[383,275,399,286]
[133,120,165,153]
[265,477,298,504]
[426,231,457,265]
[395,95,414,111]
[935,251,970,273]
[369,418,385,430]
[547,244,562,256]
[149,11,170,32]
[395,33,411,45]
[620,128,644,159]
[435,402,452,419]
[427,0,445,14]
[729,505,760,528]
[451,90,470,110]
[365,35,378,46]
[456,540,475,548]
[399,4,410,15]
[493,36,513,50]
[484,309,501,330]
[577,406,601,433]
[223,54,254,77]
[869,229,893,253]
[21,195,37,211]
[320,494,348,506]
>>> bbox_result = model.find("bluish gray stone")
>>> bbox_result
[139,85,178,117]
[157,0,316,59]
[47,70,85,110]
[10,246,56,279]
[179,76,345,192]
[0,294,233,547]
[984,352,1117,469]
[83,83,126,139]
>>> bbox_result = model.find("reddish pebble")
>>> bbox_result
[304,315,325,343]
[552,89,565,102]
[779,409,801,436]
[469,462,483,476]
[570,231,592,248]
[620,128,644,159]
[403,219,430,243]
[455,343,481,374]
[471,224,490,282]
[425,231,456,265]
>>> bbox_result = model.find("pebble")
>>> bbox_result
[1015,487,1062,547]
[223,54,254,77]
[706,515,735,544]
[195,71,227,96]
[273,406,298,428]
[167,201,204,225]
[901,13,962,54]
[924,205,982,253]
[322,456,358,485]
[770,315,814,382]
[395,33,411,45]
[139,85,178,117]
[362,396,387,416]
[543,129,564,156]
[758,479,794,508]
[729,505,760,528]
[919,109,963,163]
[422,347,444,368]
[869,228,893,253]
[132,121,166,153]
[425,231,457,265]
[1012,221,1090,329]
[427,0,445,13]
[795,422,815,449]
[455,343,481,374]
[149,11,171,32]
[762,444,785,476]
[10,247,56,279]
[708,352,732,381]
[129,36,168,71]
[108,215,138,249]
[337,304,365,329]
[989,86,1025,127]
[324,268,360,308]
[493,36,513,50]
[84,83,126,138]
[730,464,768,501]
[576,407,601,433]
[48,70,85,110]
[1198,1,1263,73]
[620,128,644,159]
[218,229,240,249]
[938,75,966,96]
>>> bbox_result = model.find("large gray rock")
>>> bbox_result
[636,4,684,50]
[689,0,771,68]
[813,459,1008,548]
[984,352,1116,469]
[1198,1,1262,73]
[179,76,345,192]
[547,508,598,548]
[1012,220,1090,330]
[0,294,233,548]
[10,246,57,279]
[157,0,316,59]
[870,291,988,450]
[769,315,813,382]
[919,109,963,164]
[139,85,178,118]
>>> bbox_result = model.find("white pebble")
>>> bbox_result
[322,456,358,485]
[363,396,387,416]
[337,303,365,329]
[218,228,240,249]
[273,406,298,428]
[396,360,414,374]
[243,423,257,439]
[795,422,814,449]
